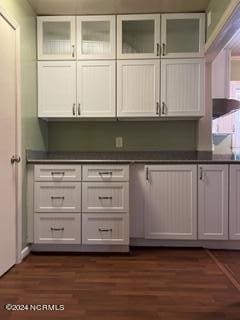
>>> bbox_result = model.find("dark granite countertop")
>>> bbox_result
[26,150,240,164]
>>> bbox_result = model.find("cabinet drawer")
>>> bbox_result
[82,165,129,182]
[34,165,82,182]
[34,213,81,244]
[82,182,129,213]
[82,213,129,245]
[35,182,81,213]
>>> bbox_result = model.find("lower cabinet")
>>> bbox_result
[144,165,197,240]
[198,165,228,240]
[230,165,240,240]
[34,213,81,244]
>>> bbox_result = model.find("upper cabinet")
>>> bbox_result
[77,16,116,60]
[37,16,76,60]
[117,14,160,59]
[161,13,205,58]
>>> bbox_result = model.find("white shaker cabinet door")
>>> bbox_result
[144,165,197,240]
[117,60,160,117]
[198,165,228,240]
[38,61,77,118]
[77,60,116,117]
[161,59,205,117]
[230,165,240,240]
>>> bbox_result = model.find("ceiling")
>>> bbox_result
[27,0,210,15]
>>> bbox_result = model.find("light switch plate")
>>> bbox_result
[115,137,123,148]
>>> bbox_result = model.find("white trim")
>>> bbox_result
[20,246,31,261]
[205,0,240,52]
[0,7,22,264]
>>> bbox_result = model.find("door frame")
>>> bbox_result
[0,7,22,264]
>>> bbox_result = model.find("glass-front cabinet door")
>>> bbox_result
[117,14,160,59]
[77,16,116,59]
[37,16,76,60]
[161,13,205,58]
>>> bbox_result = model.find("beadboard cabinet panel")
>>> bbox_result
[117,60,160,117]
[144,165,197,240]
[77,60,116,117]
[198,165,228,240]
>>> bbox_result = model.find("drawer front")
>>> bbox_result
[34,213,81,244]
[82,182,129,213]
[35,165,82,182]
[35,182,81,213]
[82,213,129,245]
[82,165,129,182]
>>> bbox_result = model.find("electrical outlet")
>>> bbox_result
[207,11,212,27]
[115,137,123,148]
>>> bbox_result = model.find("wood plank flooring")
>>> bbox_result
[0,248,240,320]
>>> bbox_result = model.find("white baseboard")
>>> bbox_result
[21,246,31,260]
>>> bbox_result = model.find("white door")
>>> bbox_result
[0,14,17,276]
[117,14,160,59]
[37,16,76,60]
[77,15,116,60]
[77,61,116,117]
[161,13,205,58]
[161,59,205,117]
[230,165,240,240]
[144,165,197,240]
[38,61,76,118]
[198,165,228,240]
[117,60,160,117]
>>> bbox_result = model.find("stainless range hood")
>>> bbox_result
[213,99,240,119]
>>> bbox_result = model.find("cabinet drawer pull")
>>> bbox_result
[98,196,113,200]
[51,171,65,176]
[98,228,112,232]
[99,172,113,176]
[51,196,65,200]
[51,227,64,232]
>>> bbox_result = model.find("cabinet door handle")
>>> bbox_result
[162,43,166,56]
[51,196,65,200]
[199,167,203,180]
[51,227,64,232]
[78,103,81,116]
[72,45,75,58]
[146,167,149,181]
[162,102,167,115]
[156,43,160,56]
[73,103,76,116]
[156,102,159,115]
[98,228,112,232]
[98,196,113,200]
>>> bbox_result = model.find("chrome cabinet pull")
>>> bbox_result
[156,102,160,115]
[72,45,75,58]
[11,156,21,164]
[51,196,65,200]
[73,103,76,116]
[162,43,166,56]
[78,103,81,116]
[98,196,113,200]
[98,228,112,232]
[157,43,160,56]
[51,171,65,176]
[199,167,203,180]
[162,102,167,115]
[146,167,149,181]
[99,171,113,176]
[51,227,64,232]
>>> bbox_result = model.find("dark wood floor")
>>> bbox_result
[0,248,240,320]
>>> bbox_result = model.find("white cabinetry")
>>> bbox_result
[77,15,116,60]
[144,165,197,240]
[37,16,76,60]
[77,60,116,117]
[198,165,228,240]
[161,59,205,117]
[161,13,205,58]
[117,14,160,59]
[117,60,160,117]
[230,165,240,240]
[38,61,76,118]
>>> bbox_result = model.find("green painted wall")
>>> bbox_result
[206,0,231,40]
[231,60,240,81]
[48,121,197,151]
[0,0,48,248]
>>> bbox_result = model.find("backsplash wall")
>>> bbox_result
[48,121,197,151]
